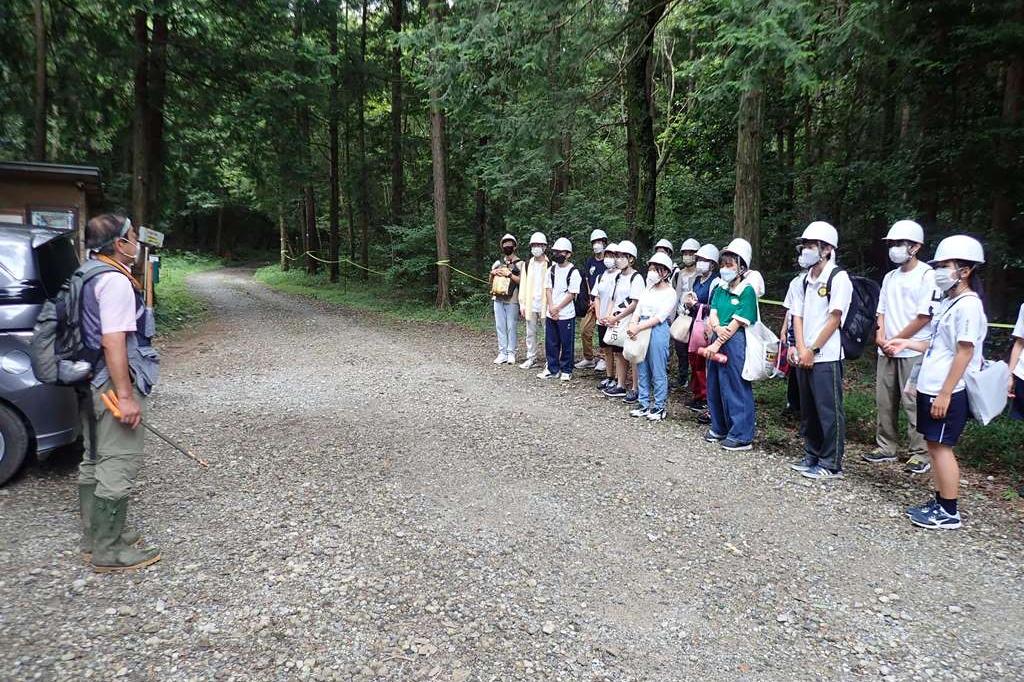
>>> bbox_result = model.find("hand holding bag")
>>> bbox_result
[688,305,708,354]
[603,320,626,347]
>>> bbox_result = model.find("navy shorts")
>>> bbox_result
[1011,376,1024,421]
[916,390,969,446]
[597,324,610,349]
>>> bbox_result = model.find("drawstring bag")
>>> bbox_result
[688,305,709,354]
[965,359,1010,425]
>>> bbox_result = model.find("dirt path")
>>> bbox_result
[1,268,1021,682]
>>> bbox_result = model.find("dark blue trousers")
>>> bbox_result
[545,317,576,375]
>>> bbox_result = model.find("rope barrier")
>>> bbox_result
[436,260,491,285]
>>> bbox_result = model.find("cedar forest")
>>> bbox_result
[2,0,1022,318]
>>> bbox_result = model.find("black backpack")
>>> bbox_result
[550,265,589,318]
[804,267,881,360]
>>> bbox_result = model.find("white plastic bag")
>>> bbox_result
[742,321,781,382]
[964,359,1010,425]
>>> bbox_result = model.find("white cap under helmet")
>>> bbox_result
[648,252,674,271]
[722,238,753,267]
[931,235,985,265]
[617,240,638,258]
[529,232,548,246]
[884,220,924,244]
[590,229,608,243]
[499,233,517,246]
[654,238,674,253]
[695,243,719,262]
[798,221,839,248]
[552,237,573,252]
[679,237,701,252]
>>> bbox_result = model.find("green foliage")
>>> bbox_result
[153,252,221,333]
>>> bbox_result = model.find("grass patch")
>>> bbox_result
[154,252,222,333]
[257,265,1023,479]
[253,264,494,332]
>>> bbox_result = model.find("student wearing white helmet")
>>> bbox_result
[682,243,720,414]
[539,237,583,381]
[887,235,987,530]
[600,240,645,401]
[671,237,702,390]
[489,234,523,365]
[517,232,549,369]
[717,237,765,297]
[654,238,680,283]
[593,243,622,391]
[865,220,939,474]
[700,240,758,450]
[788,221,853,480]
[576,228,610,371]
[627,252,678,421]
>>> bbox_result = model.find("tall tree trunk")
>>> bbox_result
[215,205,224,256]
[146,0,169,224]
[624,78,639,235]
[357,0,371,279]
[733,85,763,260]
[473,183,487,271]
[32,0,47,161]
[131,9,149,226]
[390,0,404,227]
[548,16,569,214]
[328,2,341,282]
[428,0,451,309]
[623,0,667,246]
[279,203,290,271]
[305,184,317,275]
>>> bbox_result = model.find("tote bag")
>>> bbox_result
[741,320,781,382]
[623,316,652,364]
[603,321,626,348]
[964,359,1010,425]
[688,305,709,354]
[670,312,693,343]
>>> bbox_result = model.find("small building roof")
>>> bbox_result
[0,161,102,201]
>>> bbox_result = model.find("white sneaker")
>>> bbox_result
[594,359,607,372]
[493,354,506,364]
[560,373,572,382]
[519,358,536,369]
[574,358,595,369]
[537,369,555,379]
[504,354,517,364]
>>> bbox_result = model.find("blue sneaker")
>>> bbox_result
[603,386,627,398]
[800,465,844,480]
[621,390,639,404]
[789,455,817,473]
[906,498,939,518]
[908,503,962,530]
[720,438,752,451]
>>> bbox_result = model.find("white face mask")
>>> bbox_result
[593,243,605,255]
[888,245,911,265]
[681,255,696,267]
[603,256,615,269]
[615,256,629,270]
[798,247,821,269]
[531,246,545,258]
[646,270,662,287]
[719,268,737,283]
[695,261,710,275]
[934,266,959,293]
[118,237,141,264]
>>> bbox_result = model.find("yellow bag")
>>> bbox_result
[491,275,511,297]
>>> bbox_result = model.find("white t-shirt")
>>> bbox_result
[782,274,805,311]
[877,261,939,358]
[610,270,645,310]
[635,285,677,324]
[1013,303,1024,380]
[917,292,987,395]
[544,264,582,321]
[594,269,619,318]
[791,260,853,363]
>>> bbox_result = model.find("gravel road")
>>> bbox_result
[1,268,1022,682]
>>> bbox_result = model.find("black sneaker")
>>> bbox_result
[603,386,627,398]
[703,430,724,443]
[621,390,639,404]
[646,408,667,421]
[686,398,707,413]
[696,410,711,425]
[789,455,817,472]
[597,378,614,391]
[629,406,650,418]
[863,449,897,464]
[720,438,752,451]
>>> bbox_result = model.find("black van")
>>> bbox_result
[0,224,80,485]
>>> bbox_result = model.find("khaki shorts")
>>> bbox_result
[78,381,146,501]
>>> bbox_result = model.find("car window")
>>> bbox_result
[35,237,79,297]
[0,239,28,285]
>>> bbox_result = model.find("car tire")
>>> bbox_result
[0,403,30,486]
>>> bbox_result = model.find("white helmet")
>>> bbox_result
[654,238,674,254]
[695,243,719,262]
[647,252,675,271]
[552,237,573,252]
[604,242,619,255]
[617,240,638,258]
[590,229,608,243]
[679,238,701,253]
[499,233,517,246]
[529,232,548,246]
[722,238,753,267]
[798,221,839,248]
[884,220,924,244]
[931,235,985,265]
